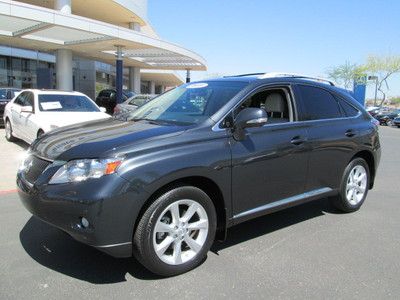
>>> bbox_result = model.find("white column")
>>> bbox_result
[129,67,141,93]
[149,81,156,94]
[55,0,71,14]
[160,85,165,93]
[56,49,73,91]
[129,22,141,32]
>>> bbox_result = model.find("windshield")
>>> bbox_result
[128,81,248,125]
[39,94,100,112]
[128,95,152,107]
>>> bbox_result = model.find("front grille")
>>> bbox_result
[24,155,52,184]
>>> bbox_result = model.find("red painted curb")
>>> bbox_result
[0,189,17,195]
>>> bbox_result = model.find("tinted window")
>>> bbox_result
[24,92,34,107]
[128,96,151,107]
[337,97,359,117]
[39,94,100,112]
[14,92,27,106]
[0,89,7,99]
[298,85,341,120]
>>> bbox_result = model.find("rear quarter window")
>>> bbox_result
[336,96,360,117]
[297,85,342,120]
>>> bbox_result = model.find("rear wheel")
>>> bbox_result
[330,158,370,212]
[5,119,16,142]
[133,186,217,276]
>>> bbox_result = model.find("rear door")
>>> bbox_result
[294,84,357,191]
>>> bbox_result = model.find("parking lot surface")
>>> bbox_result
[0,127,399,299]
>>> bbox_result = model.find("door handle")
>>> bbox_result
[291,136,306,145]
[345,129,356,137]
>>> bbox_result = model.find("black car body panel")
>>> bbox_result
[17,76,381,258]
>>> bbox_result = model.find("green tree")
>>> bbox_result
[327,61,365,90]
[364,55,400,107]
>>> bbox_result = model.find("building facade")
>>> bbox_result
[0,0,206,99]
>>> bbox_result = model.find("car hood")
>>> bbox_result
[31,118,187,161]
[41,112,110,127]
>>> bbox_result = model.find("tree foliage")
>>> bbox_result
[327,55,400,106]
[364,55,400,106]
[327,61,366,90]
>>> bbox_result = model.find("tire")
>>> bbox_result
[330,158,370,213]
[133,186,217,276]
[5,119,16,142]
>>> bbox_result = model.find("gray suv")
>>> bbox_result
[17,74,380,276]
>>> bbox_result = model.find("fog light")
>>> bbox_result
[80,217,89,228]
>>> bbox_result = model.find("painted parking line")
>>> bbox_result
[0,189,17,195]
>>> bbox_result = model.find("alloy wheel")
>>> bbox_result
[152,199,209,265]
[346,165,367,205]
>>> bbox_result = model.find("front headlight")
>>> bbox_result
[49,158,123,184]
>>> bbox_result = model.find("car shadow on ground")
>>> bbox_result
[19,197,340,283]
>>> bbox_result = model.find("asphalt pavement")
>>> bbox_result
[0,126,399,299]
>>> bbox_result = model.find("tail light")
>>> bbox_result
[113,105,120,114]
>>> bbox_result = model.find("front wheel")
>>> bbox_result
[330,158,370,212]
[5,119,16,142]
[133,186,217,276]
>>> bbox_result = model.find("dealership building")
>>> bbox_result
[0,0,206,100]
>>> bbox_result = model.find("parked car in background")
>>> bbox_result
[95,89,135,114]
[374,109,400,126]
[113,94,156,119]
[393,116,400,128]
[0,88,21,126]
[366,106,381,118]
[17,74,380,276]
[4,89,110,144]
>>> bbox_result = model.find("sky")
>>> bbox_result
[148,0,400,99]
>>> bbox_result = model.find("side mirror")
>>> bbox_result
[233,108,268,140]
[21,106,33,113]
[99,107,107,113]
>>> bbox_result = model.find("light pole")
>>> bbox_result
[368,75,379,106]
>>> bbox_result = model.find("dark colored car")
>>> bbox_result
[0,88,21,126]
[113,94,156,119]
[393,116,400,127]
[375,109,400,126]
[95,89,134,114]
[17,74,381,276]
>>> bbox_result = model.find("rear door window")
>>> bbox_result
[297,85,342,120]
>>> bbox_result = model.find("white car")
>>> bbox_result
[3,89,110,144]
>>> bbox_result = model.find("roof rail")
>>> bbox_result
[259,72,335,86]
[223,73,266,78]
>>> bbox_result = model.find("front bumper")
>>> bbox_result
[17,168,148,258]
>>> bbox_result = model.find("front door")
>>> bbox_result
[229,86,309,221]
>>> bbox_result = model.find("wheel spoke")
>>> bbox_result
[184,235,202,253]
[187,219,208,230]
[181,202,199,222]
[356,173,366,183]
[170,204,180,225]
[155,236,174,256]
[173,240,183,264]
[155,221,173,233]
